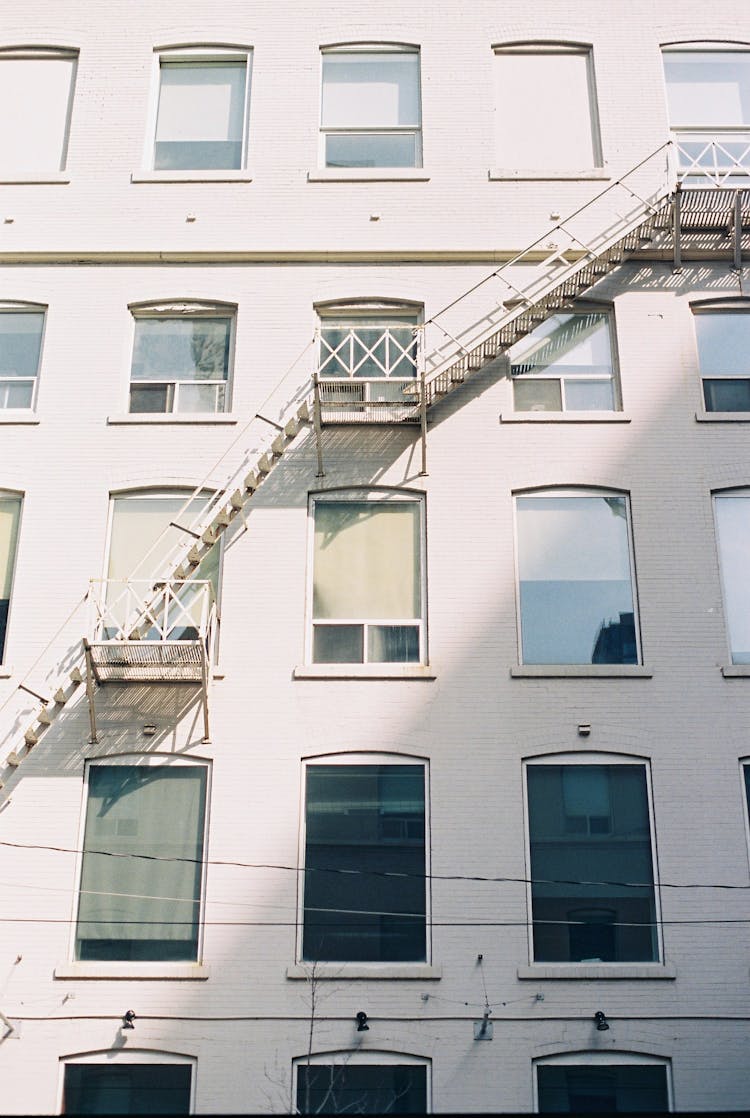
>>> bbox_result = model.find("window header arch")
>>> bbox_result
[129,298,236,317]
[321,41,419,54]
[493,40,593,54]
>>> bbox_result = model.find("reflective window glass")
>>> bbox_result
[715,494,750,663]
[510,312,617,412]
[537,1064,668,1113]
[155,60,247,170]
[130,317,232,414]
[63,1064,191,1115]
[297,1064,427,1115]
[695,312,750,412]
[0,495,21,662]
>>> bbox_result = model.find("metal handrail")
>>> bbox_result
[89,579,215,644]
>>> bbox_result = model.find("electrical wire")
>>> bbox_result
[1,838,748,892]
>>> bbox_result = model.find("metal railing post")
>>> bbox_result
[418,327,428,476]
[312,373,325,478]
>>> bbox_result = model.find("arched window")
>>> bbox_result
[493,43,601,172]
[320,44,422,168]
[128,300,236,415]
[524,754,660,965]
[74,755,209,964]
[714,490,750,664]
[0,47,77,174]
[62,1050,195,1114]
[294,1051,430,1114]
[0,302,45,411]
[150,45,252,171]
[300,753,429,964]
[692,300,750,413]
[514,489,640,665]
[535,1052,670,1113]
[663,43,750,183]
[307,488,426,666]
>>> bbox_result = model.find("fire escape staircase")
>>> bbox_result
[1,140,748,787]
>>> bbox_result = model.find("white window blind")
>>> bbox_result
[0,56,75,171]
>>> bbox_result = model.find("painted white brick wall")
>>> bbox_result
[0,0,750,1112]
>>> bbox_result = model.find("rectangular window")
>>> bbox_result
[0,310,44,410]
[321,49,421,168]
[130,316,232,414]
[311,497,424,664]
[510,311,618,412]
[154,58,249,170]
[494,48,600,170]
[75,764,207,961]
[715,494,750,663]
[0,51,76,172]
[526,763,658,963]
[63,1064,192,1115]
[297,1063,427,1115]
[664,51,750,182]
[695,311,750,412]
[537,1063,669,1113]
[302,763,426,962]
[516,492,639,665]
[0,495,21,663]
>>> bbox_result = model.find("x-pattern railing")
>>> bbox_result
[89,580,215,644]
[319,327,418,380]
[674,133,750,187]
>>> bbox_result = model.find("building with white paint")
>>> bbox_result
[0,1,749,1112]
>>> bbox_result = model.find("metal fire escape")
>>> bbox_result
[1,138,748,783]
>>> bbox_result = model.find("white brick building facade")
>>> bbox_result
[0,1,749,1112]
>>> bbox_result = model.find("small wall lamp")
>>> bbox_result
[594,1010,609,1031]
[355,1011,369,1032]
[122,1010,136,1030]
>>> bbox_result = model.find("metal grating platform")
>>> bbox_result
[87,641,206,683]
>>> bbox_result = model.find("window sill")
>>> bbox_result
[107,413,238,426]
[500,412,630,424]
[293,663,436,680]
[511,665,652,679]
[695,410,750,423]
[130,170,253,183]
[0,172,70,185]
[488,168,610,182]
[0,414,40,425]
[517,963,675,980]
[287,963,441,980]
[54,962,209,980]
[722,665,750,677]
[307,168,430,183]
[0,666,13,678]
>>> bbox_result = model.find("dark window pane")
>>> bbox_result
[538,1064,668,1113]
[0,599,8,663]
[326,133,417,168]
[129,384,171,413]
[63,1064,191,1115]
[703,378,750,411]
[313,624,364,663]
[297,1064,427,1115]
[744,766,750,819]
[303,765,425,962]
[527,765,658,963]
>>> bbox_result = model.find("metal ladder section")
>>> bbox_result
[0,141,735,782]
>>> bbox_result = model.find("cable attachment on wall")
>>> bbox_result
[473,953,493,1040]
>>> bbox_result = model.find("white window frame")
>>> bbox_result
[144,45,252,174]
[317,300,422,401]
[522,753,663,967]
[662,43,750,184]
[509,304,621,413]
[305,487,428,667]
[692,300,750,414]
[60,1050,197,1115]
[0,489,22,666]
[296,752,432,966]
[0,46,78,177]
[69,754,211,966]
[319,44,423,169]
[492,43,602,174]
[740,759,750,875]
[127,301,236,416]
[513,488,642,667]
[533,1051,672,1113]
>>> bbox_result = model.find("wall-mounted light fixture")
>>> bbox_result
[355,1011,369,1032]
[594,1010,609,1031]
[122,1010,136,1030]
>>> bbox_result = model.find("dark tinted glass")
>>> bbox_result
[297,1064,427,1115]
[538,1064,668,1113]
[303,764,425,961]
[63,1064,191,1115]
